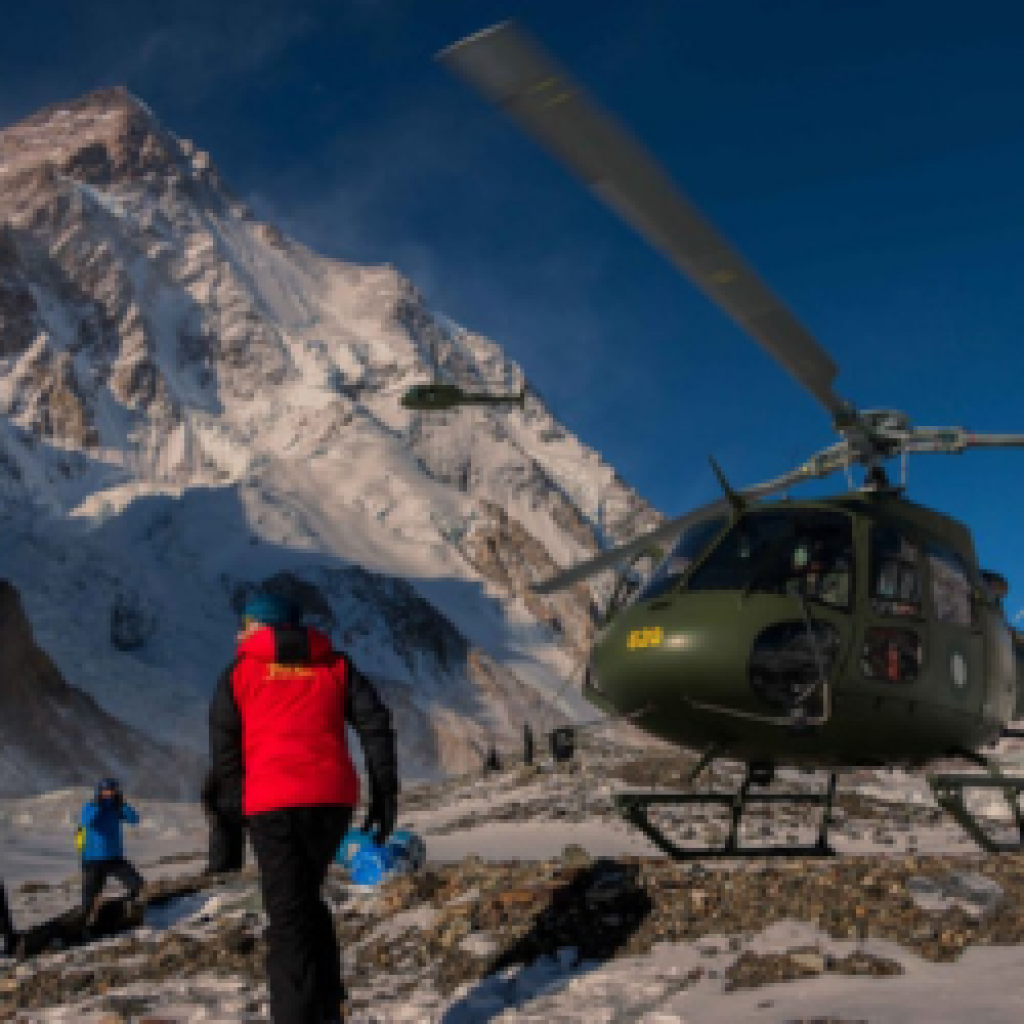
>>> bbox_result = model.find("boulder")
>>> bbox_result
[110,589,156,651]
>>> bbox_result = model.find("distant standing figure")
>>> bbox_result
[201,768,246,874]
[210,591,398,1024]
[79,778,145,927]
[524,723,535,766]
[485,744,503,772]
[0,880,16,956]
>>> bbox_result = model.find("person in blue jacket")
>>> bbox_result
[79,778,145,926]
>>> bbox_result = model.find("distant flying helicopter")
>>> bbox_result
[400,329,526,412]
[400,382,525,412]
[439,22,1024,858]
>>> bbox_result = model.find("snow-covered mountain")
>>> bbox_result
[0,87,660,793]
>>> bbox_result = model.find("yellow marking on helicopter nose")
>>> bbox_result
[627,626,664,650]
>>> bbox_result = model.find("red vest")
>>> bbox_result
[231,627,359,816]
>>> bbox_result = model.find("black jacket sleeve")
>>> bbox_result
[344,658,398,797]
[208,659,244,819]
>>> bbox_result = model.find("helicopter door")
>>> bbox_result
[862,526,927,688]
[924,542,985,715]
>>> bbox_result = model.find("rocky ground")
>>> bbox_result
[3,748,1024,1021]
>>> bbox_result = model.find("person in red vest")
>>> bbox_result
[209,591,397,1024]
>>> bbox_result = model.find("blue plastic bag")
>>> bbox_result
[335,827,375,868]
[350,844,398,886]
[387,829,427,873]
[346,829,428,886]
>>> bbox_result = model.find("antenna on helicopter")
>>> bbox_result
[709,457,745,514]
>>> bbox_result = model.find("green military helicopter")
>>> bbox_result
[400,332,526,411]
[440,22,1024,857]
[400,381,526,412]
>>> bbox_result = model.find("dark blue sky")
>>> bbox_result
[4,1,1024,604]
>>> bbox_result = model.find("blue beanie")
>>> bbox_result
[243,592,301,626]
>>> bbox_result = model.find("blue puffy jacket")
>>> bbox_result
[79,798,140,862]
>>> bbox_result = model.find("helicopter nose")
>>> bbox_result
[584,620,725,748]
[586,621,712,709]
[591,594,847,710]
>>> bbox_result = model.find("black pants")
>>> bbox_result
[248,805,352,1024]
[82,858,144,911]
[0,882,14,953]
[208,812,246,874]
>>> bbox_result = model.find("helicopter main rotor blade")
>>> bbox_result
[439,22,850,421]
[530,501,727,596]
[531,454,839,595]
[901,428,1024,454]
[959,433,1024,449]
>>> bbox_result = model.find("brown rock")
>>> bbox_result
[498,883,560,908]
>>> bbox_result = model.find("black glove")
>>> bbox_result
[362,787,397,846]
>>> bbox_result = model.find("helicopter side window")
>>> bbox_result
[926,544,974,627]
[861,627,923,683]
[638,516,728,601]
[686,508,853,610]
[870,526,922,618]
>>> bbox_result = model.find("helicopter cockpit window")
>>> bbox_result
[686,508,853,610]
[638,516,728,601]
[926,544,974,627]
[870,526,922,618]
[610,550,661,613]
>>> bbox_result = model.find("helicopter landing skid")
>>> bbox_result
[615,768,838,860]
[928,757,1024,853]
